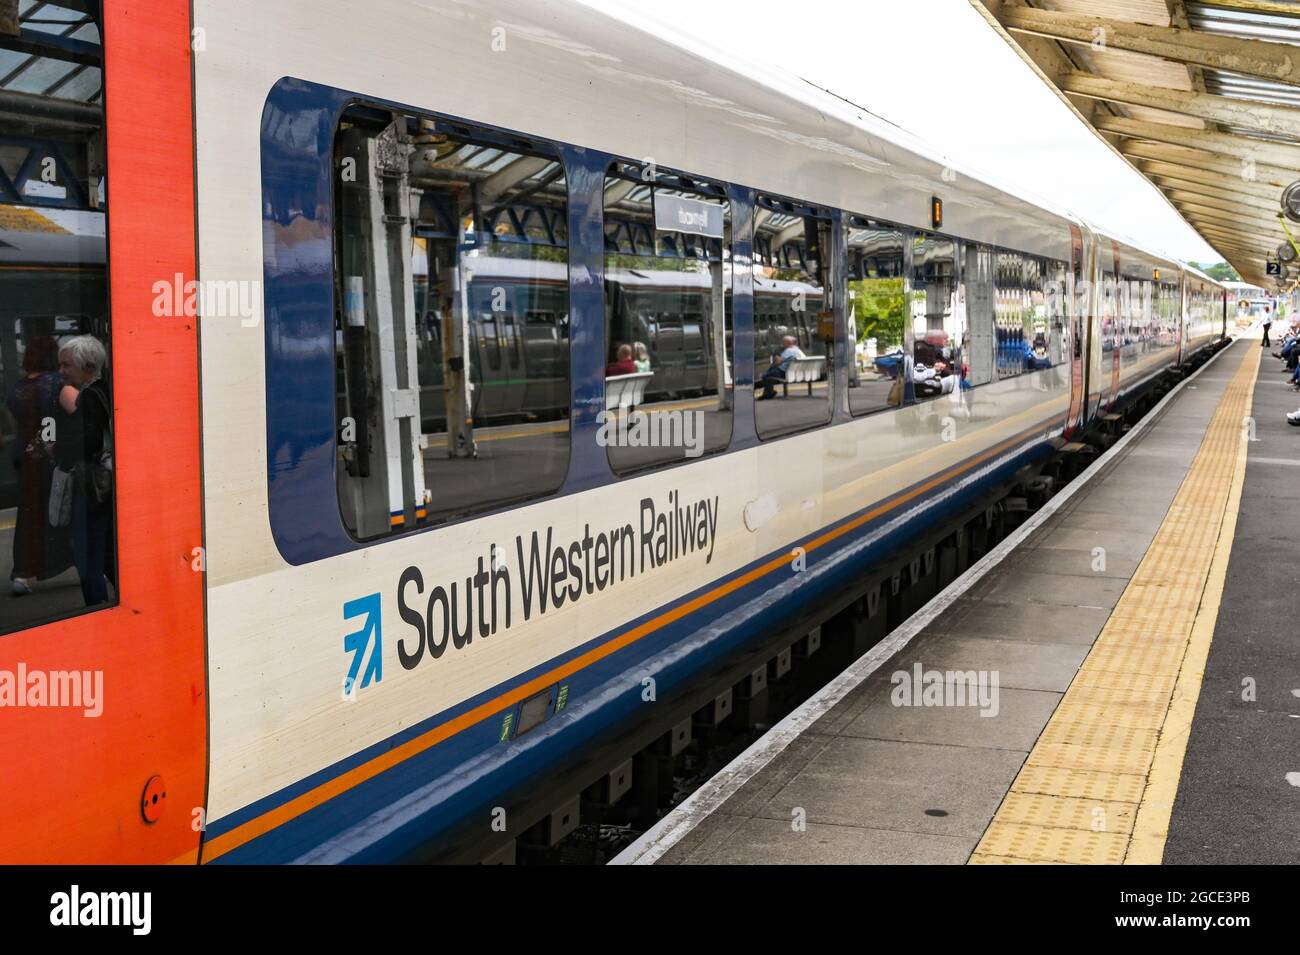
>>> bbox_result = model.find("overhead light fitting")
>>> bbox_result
[1282,181,1300,224]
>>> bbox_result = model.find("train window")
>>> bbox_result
[1045,259,1070,367]
[993,252,1054,379]
[1101,270,1118,357]
[846,218,907,416]
[911,233,961,401]
[753,194,833,438]
[0,9,116,636]
[963,243,995,387]
[602,162,733,474]
[1162,280,1182,345]
[333,106,570,538]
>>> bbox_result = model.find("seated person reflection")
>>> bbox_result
[633,341,651,373]
[756,335,806,400]
[912,358,958,396]
[605,343,638,377]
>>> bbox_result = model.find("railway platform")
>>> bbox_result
[614,336,1299,865]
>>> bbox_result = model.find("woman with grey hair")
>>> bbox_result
[56,334,115,607]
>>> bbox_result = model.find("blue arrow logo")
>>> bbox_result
[343,593,383,695]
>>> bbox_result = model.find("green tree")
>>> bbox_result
[849,277,905,347]
[1190,261,1240,282]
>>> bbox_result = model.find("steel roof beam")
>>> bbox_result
[1003,7,1300,87]
[1061,72,1300,139]
[480,155,552,202]
[0,27,100,68]
[1095,115,1300,168]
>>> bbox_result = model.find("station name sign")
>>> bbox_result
[654,192,725,239]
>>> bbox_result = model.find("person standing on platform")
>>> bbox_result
[6,335,72,595]
[55,335,115,607]
[1262,305,1272,347]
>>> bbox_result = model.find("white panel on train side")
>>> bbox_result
[193,0,1076,825]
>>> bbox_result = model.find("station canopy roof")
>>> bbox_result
[970,0,1300,290]
[0,2,102,107]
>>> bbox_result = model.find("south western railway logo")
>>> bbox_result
[343,490,721,689]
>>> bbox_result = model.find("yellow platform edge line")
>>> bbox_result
[969,343,1259,864]
[1124,345,1259,863]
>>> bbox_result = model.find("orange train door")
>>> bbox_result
[0,1,206,863]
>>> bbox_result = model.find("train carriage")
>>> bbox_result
[0,0,1226,863]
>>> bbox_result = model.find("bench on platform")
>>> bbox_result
[605,371,654,411]
[781,356,826,396]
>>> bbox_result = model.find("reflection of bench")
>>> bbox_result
[781,356,826,396]
[605,371,654,411]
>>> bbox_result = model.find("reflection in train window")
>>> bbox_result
[846,218,906,416]
[753,194,833,439]
[0,6,116,635]
[1100,270,1118,356]
[963,243,995,387]
[1045,258,1070,367]
[602,162,733,473]
[911,233,962,401]
[333,106,570,539]
[993,252,1054,379]
[1159,279,1182,346]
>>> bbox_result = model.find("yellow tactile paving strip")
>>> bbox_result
[971,344,1259,865]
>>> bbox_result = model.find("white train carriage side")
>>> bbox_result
[185,0,1225,862]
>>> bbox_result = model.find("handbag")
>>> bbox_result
[49,466,74,528]
[83,386,113,507]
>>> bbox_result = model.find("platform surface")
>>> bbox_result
[621,337,1296,865]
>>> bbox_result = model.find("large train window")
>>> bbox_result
[846,217,906,416]
[333,106,570,539]
[601,162,733,474]
[0,7,116,635]
[1045,259,1070,366]
[911,233,961,401]
[752,194,833,439]
[1160,279,1181,346]
[963,243,995,387]
[1100,270,1118,356]
[992,251,1056,380]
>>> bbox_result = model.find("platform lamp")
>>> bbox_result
[1276,184,1300,284]
[1283,181,1300,223]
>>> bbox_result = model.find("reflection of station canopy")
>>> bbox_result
[412,148,564,246]
[0,2,105,320]
[1,2,104,213]
[971,0,1300,291]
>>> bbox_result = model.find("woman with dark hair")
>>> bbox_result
[6,335,72,595]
